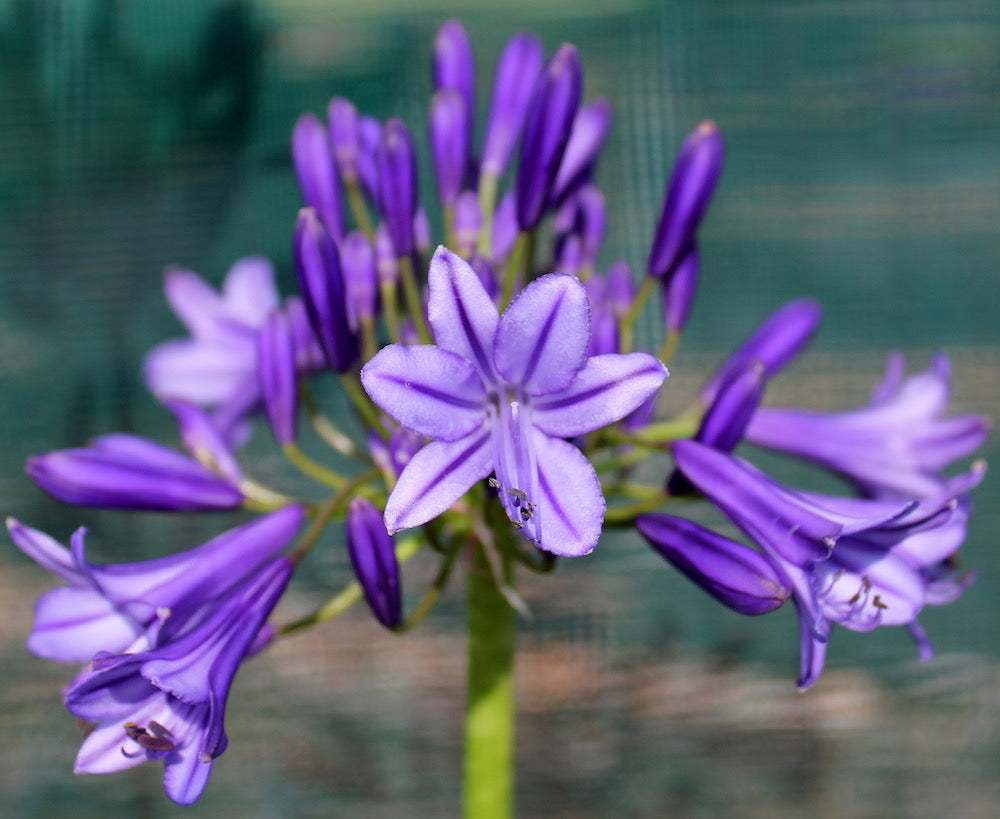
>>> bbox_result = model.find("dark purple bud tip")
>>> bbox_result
[647,121,725,281]
[637,513,790,615]
[346,496,402,628]
[516,44,583,231]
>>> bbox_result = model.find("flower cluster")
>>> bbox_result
[9,19,988,806]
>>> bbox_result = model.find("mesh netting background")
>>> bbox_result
[1,1,998,816]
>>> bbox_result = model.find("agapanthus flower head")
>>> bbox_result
[361,246,666,556]
[746,352,991,499]
[26,433,243,512]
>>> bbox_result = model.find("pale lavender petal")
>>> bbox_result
[164,400,243,485]
[532,353,667,437]
[327,97,360,181]
[795,603,829,691]
[494,273,590,395]
[29,586,141,662]
[427,246,501,383]
[384,430,493,534]
[454,191,481,257]
[143,337,255,406]
[361,344,488,441]
[162,268,227,339]
[532,430,604,557]
[7,518,83,583]
[221,257,281,329]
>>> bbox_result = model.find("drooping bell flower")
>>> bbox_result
[647,120,725,282]
[346,496,402,628]
[746,353,991,499]
[515,44,582,232]
[65,556,294,805]
[6,506,304,663]
[291,112,344,240]
[361,246,667,556]
[637,513,790,615]
[25,434,243,512]
[293,208,358,372]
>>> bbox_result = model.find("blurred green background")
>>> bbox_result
[1,0,998,816]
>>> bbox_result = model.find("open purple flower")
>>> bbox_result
[65,556,293,806]
[143,258,280,441]
[361,246,666,556]
[7,506,304,663]
[673,439,983,688]
[746,353,991,498]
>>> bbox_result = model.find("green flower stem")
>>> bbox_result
[476,172,499,258]
[501,230,535,310]
[283,442,349,489]
[619,275,657,353]
[300,385,361,458]
[380,279,402,343]
[345,177,375,238]
[464,543,516,819]
[398,254,432,342]
[603,490,670,524]
[339,373,388,437]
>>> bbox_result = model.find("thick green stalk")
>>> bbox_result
[464,545,515,819]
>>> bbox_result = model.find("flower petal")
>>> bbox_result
[29,586,142,662]
[494,273,590,395]
[532,353,667,437]
[384,430,493,534]
[427,246,500,382]
[361,344,488,441]
[532,430,604,557]
[221,257,280,328]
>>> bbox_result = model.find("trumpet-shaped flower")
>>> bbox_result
[746,352,991,498]
[362,246,666,556]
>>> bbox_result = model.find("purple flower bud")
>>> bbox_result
[668,358,765,495]
[285,295,327,372]
[604,260,635,319]
[637,513,790,615]
[647,121,725,281]
[433,19,475,149]
[291,113,344,240]
[516,44,583,231]
[257,309,298,445]
[491,191,518,262]
[454,190,481,257]
[552,99,613,204]
[375,223,399,285]
[481,32,544,178]
[575,185,606,267]
[556,233,583,277]
[702,298,822,405]
[357,116,382,200]
[327,97,360,182]
[430,89,469,209]
[339,230,378,328]
[25,434,243,511]
[293,208,358,372]
[414,206,431,256]
[376,118,418,257]
[346,496,402,628]
[663,245,699,333]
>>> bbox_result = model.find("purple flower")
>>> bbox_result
[327,97,361,182]
[433,19,475,153]
[143,258,280,440]
[291,112,344,240]
[747,353,991,498]
[26,433,243,512]
[164,399,243,486]
[361,246,666,556]
[339,230,379,330]
[637,513,791,615]
[551,99,613,205]
[662,245,699,334]
[516,44,582,232]
[257,309,298,446]
[65,556,293,805]
[647,121,725,281]
[346,497,402,628]
[702,298,822,405]
[293,208,358,372]
[481,32,544,179]
[6,506,304,663]
[673,440,983,688]
[430,88,470,210]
